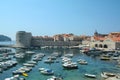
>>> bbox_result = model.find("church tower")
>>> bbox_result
[94,30,98,36]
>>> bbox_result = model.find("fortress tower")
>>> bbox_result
[16,31,32,48]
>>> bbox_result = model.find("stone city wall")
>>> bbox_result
[16,31,81,48]
[31,39,81,47]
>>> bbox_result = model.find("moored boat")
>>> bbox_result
[39,68,54,75]
[84,73,96,78]
[101,72,116,79]
[4,75,25,80]
[77,59,88,65]
[62,62,78,69]
[47,76,63,80]
[22,72,28,77]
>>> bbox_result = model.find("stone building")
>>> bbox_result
[90,31,120,50]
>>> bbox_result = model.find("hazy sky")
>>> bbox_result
[0,0,120,40]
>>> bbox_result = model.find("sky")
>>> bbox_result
[0,0,120,40]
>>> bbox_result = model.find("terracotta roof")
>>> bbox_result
[94,36,106,41]
[110,37,120,42]
[94,36,120,42]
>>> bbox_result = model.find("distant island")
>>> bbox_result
[0,35,11,41]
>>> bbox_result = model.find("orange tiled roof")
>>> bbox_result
[110,37,120,42]
[94,36,106,41]
[63,34,72,37]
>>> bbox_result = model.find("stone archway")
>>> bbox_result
[99,44,103,48]
[95,44,98,47]
[104,44,108,48]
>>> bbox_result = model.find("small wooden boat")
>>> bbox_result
[101,72,116,79]
[22,72,28,77]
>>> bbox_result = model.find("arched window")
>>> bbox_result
[104,44,108,48]
[95,44,98,47]
[99,44,103,48]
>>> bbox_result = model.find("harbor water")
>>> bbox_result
[0,42,120,80]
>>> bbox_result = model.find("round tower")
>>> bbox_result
[16,31,32,48]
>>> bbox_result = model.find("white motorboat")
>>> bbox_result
[26,51,35,54]
[40,68,54,75]
[64,53,73,57]
[18,66,32,72]
[5,75,25,80]
[77,59,88,65]
[47,76,63,80]
[62,62,78,69]
[44,59,54,63]
[12,69,25,75]
[84,73,96,78]
[15,53,25,59]
[27,61,37,64]
[23,63,35,67]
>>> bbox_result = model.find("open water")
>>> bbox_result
[0,42,120,80]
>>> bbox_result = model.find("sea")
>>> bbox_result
[0,41,120,80]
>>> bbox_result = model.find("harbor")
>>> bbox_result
[0,47,120,80]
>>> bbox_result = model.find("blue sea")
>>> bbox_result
[0,41,120,80]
